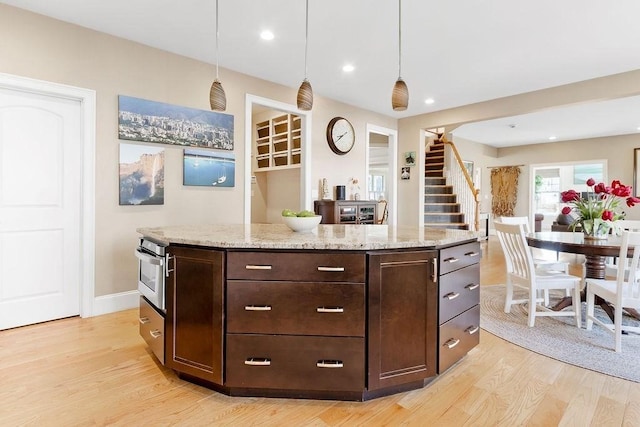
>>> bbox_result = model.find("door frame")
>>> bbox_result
[0,72,96,317]
[244,94,312,223]
[365,124,398,226]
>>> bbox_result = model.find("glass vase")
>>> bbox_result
[581,218,611,240]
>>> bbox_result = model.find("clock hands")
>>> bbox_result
[334,131,349,143]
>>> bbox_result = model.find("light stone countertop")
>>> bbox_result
[137,224,481,250]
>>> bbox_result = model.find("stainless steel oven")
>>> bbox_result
[135,237,169,311]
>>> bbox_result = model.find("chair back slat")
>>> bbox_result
[494,222,535,282]
[616,230,640,300]
[498,216,531,233]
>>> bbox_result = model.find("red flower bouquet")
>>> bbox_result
[560,178,640,239]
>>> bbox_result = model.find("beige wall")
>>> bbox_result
[0,4,396,297]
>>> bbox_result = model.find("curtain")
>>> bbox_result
[491,166,521,216]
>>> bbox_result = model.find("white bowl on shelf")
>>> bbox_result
[282,215,322,232]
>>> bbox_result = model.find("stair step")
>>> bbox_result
[425,170,444,178]
[424,185,453,195]
[425,162,444,171]
[425,194,457,203]
[424,203,461,213]
[424,177,446,185]
[424,222,470,230]
[424,213,465,223]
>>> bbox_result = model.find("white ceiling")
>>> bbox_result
[4,0,640,147]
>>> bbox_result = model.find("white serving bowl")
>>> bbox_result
[282,215,322,232]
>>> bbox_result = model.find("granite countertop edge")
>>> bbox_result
[137,224,481,251]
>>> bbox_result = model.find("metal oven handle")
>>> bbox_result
[134,248,164,266]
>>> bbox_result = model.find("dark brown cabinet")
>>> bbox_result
[157,240,480,400]
[314,200,377,224]
[225,250,366,397]
[437,241,481,373]
[165,246,225,385]
[367,250,438,391]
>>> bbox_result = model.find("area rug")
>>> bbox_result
[480,284,640,383]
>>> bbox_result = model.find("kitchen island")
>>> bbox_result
[138,223,481,401]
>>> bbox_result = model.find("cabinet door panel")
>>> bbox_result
[368,250,438,390]
[166,246,224,384]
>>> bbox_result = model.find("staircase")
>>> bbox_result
[424,140,469,230]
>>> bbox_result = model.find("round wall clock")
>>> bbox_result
[326,117,355,155]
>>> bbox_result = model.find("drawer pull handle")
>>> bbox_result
[316,306,344,313]
[149,330,162,339]
[444,338,460,349]
[465,325,479,335]
[316,360,344,368]
[444,292,460,300]
[432,257,438,283]
[465,283,480,291]
[139,317,150,325]
[244,358,271,366]
[444,257,459,264]
[245,265,272,270]
[317,266,345,272]
[465,251,480,257]
[244,305,272,311]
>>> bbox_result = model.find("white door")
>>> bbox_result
[0,87,82,330]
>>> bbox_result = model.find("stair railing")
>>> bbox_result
[440,137,481,231]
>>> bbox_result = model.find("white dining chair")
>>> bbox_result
[494,221,582,327]
[604,219,640,279]
[585,230,640,352]
[499,216,571,305]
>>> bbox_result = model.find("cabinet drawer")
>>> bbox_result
[438,305,480,373]
[227,251,365,282]
[439,263,480,324]
[226,334,364,392]
[139,296,165,365]
[227,281,365,336]
[439,242,481,275]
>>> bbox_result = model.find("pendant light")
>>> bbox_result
[209,0,227,111]
[296,0,313,110]
[392,0,408,111]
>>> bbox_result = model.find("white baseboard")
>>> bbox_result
[91,290,139,316]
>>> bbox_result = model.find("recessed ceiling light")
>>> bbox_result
[637,126,640,131]
[424,98,435,105]
[342,64,355,73]
[548,136,557,140]
[260,30,274,41]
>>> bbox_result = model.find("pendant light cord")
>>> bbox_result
[304,0,309,79]
[215,0,220,80]
[398,0,402,79]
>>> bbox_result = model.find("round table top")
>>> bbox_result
[526,231,629,257]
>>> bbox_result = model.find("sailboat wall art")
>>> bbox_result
[119,143,165,205]
[183,148,235,188]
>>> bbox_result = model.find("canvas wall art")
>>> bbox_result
[183,148,235,187]
[119,143,165,205]
[118,95,234,150]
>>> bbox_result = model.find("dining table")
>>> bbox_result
[526,231,640,321]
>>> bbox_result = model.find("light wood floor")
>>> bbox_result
[1,238,639,426]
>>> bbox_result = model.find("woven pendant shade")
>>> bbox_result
[392,78,408,111]
[209,79,226,111]
[297,78,313,111]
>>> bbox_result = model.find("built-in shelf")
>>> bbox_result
[253,113,301,172]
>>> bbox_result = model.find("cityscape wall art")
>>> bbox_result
[119,143,165,205]
[183,149,235,188]
[118,95,234,150]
